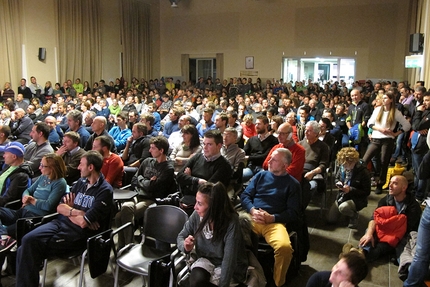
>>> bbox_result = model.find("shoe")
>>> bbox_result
[339,243,353,259]
[0,235,16,252]
[374,188,382,194]
[0,225,7,235]
[350,247,366,259]
[348,213,359,229]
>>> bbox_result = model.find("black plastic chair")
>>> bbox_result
[113,205,188,287]
[16,211,113,287]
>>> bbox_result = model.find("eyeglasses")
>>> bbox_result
[40,164,50,169]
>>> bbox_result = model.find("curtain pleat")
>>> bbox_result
[0,0,22,89]
[56,0,102,84]
[120,0,151,82]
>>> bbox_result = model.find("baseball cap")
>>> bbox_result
[0,142,25,157]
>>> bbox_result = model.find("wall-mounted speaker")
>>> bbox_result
[409,33,424,53]
[38,48,46,61]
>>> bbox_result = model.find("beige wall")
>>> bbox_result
[21,0,58,86]
[5,0,412,86]
[158,0,411,81]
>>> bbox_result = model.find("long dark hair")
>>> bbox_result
[181,124,200,150]
[194,182,236,242]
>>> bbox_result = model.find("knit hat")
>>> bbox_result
[0,142,25,157]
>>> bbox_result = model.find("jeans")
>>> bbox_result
[404,204,430,287]
[362,138,395,187]
[16,219,87,287]
[242,165,263,182]
[327,199,357,223]
[0,207,39,237]
[392,132,405,160]
[412,152,426,200]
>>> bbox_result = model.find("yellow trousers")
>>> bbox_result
[253,222,293,287]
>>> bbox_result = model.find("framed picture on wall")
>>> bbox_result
[245,56,254,69]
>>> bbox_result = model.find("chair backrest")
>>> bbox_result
[143,205,188,245]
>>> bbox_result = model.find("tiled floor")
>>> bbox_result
[0,187,408,287]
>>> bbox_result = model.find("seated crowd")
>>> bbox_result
[0,75,430,287]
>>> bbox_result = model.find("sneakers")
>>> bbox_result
[348,213,359,229]
[0,235,16,252]
[0,225,8,236]
[340,243,366,259]
[339,243,353,259]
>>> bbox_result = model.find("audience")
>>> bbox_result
[0,75,427,286]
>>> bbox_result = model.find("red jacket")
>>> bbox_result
[374,205,407,247]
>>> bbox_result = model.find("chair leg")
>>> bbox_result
[114,265,120,287]
[78,250,88,287]
[41,259,48,287]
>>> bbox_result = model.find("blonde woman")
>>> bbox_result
[327,147,371,229]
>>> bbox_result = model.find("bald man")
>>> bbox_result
[262,123,305,182]
[11,108,34,144]
[358,175,421,263]
[84,116,116,152]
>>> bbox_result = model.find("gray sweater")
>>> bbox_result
[177,211,248,287]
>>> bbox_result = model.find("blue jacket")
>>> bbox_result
[108,126,132,151]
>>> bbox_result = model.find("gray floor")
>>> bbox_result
[1,187,406,287]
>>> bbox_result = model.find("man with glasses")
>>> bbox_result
[263,123,305,183]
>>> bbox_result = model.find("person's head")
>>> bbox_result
[319,117,332,134]
[92,135,112,156]
[222,127,238,147]
[377,91,397,126]
[305,121,320,142]
[128,110,138,123]
[140,112,155,128]
[423,92,430,110]
[116,112,128,128]
[329,252,368,287]
[181,124,200,148]
[1,109,11,120]
[255,115,269,134]
[202,108,214,123]
[270,115,284,132]
[132,123,147,140]
[285,112,296,125]
[215,113,228,129]
[0,125,11,141]
[194,182,235,242]
[39,153,66,181]
[414,85,427,102]
[336,147,359,170]
[62,131,80,151]
[350,89,362,104]
[14,108,25,120]
[149,136,169,158]
[91,116,107,134]
[202,129,223,158]
[30,122,50,142]
[44,116,57,130]
[169,108,181,122]
[388,175,409,199]
[178,115,191,129]
[78,150,104,178]
[277,123,293,146]
[2,142,25,166]
[67,110,83,131]
[268,148,291,176]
